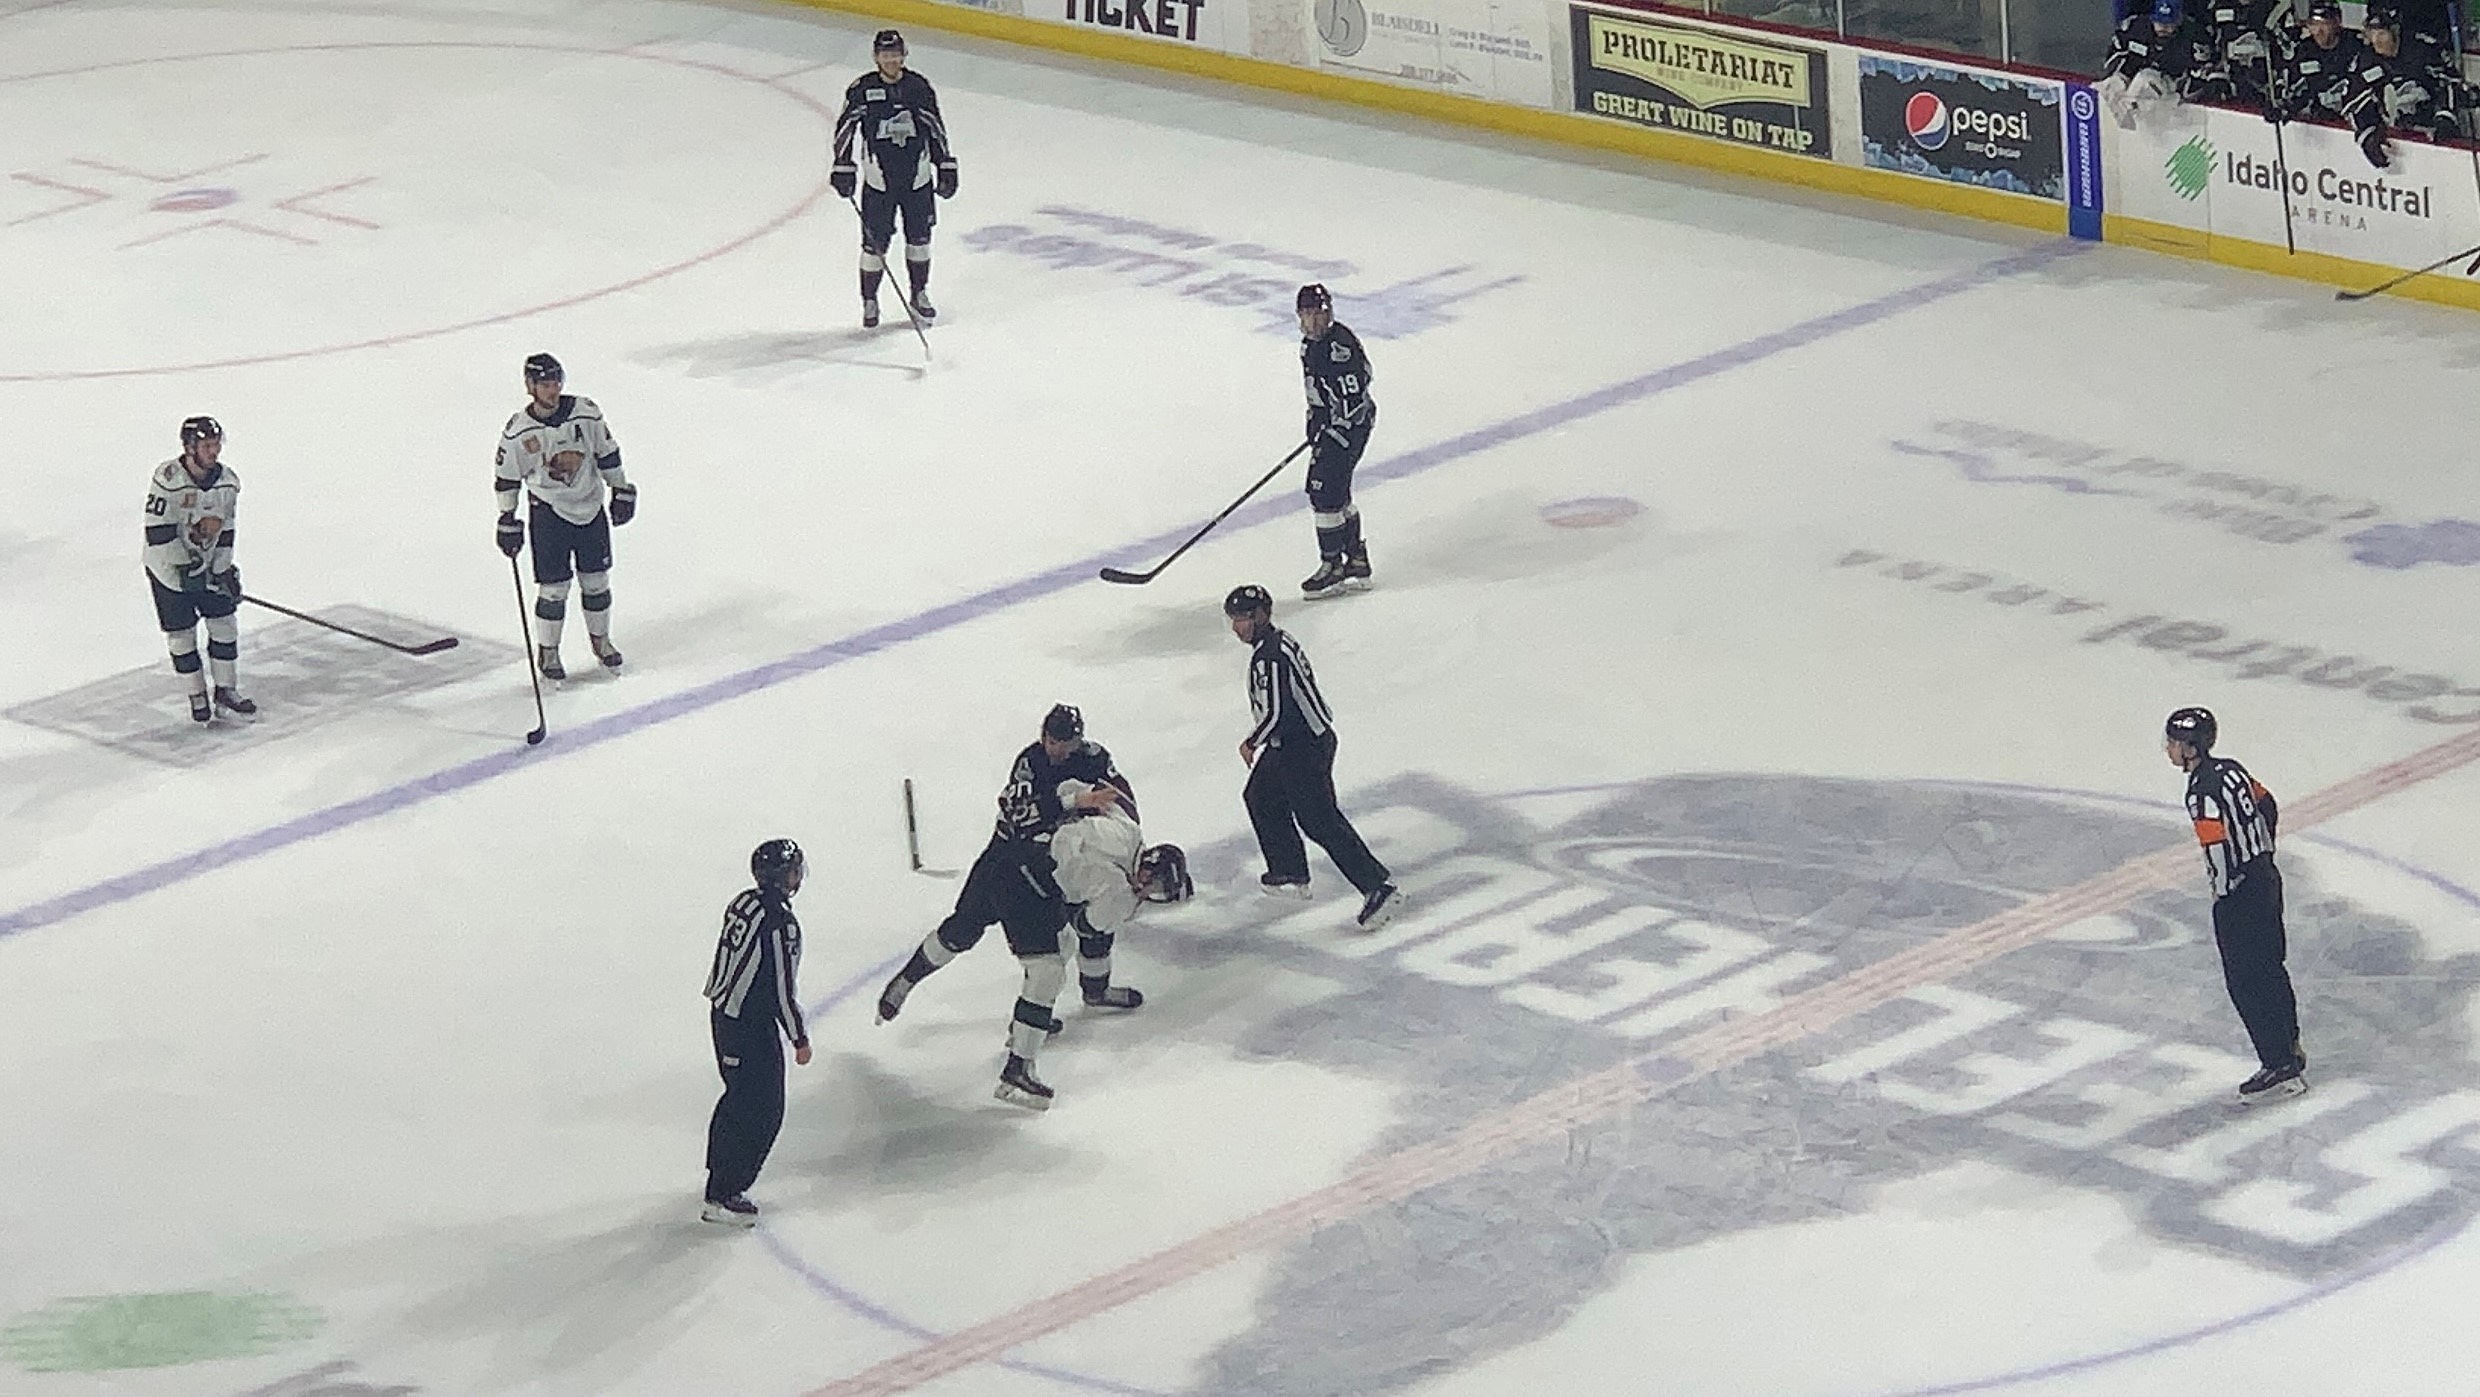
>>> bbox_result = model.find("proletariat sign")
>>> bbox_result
[2108,99,2480,270]
[1569,4,1830,159]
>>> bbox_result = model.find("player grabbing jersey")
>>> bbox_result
[831,29,959,328]
[494,353,636,680]
[143,416,253,724]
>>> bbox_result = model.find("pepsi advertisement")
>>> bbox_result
[1859,55,2064,200]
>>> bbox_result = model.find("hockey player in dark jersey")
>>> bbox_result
[1296,283,1377,600]
[2345,6,2464,167]
[2197,0,2284,106]
[874,704,1134,1109]
[830,29,959,328]
[2270,0,2364,122]
[2099,0,2215,123]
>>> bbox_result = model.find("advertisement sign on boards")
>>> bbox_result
[1858,54,2063,200]
[1569,5,1831,159]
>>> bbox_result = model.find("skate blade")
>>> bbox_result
[699,1205,758,1229]
[2236,1076,2309,1106]
[1358,901,1403,933]
[1259,883,1313,900]
[994,1082,1054,1111]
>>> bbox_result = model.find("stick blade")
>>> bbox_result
[525,727,546,746]
[407,636,461,654]
[1098,568,1153,585]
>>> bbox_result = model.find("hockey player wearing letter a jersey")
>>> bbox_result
[494,353,636,680]
[875,705,1152,1109]
[143,416,253,724]
[830,30,958,328]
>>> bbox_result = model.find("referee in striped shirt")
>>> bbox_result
[1224,585,1400,929]
[699,838,811,1226]
[2166,707,2305,1104]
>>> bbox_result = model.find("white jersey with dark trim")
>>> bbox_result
[143,457,240,592]
[495,395,626,526]
[1051,802,1145,934]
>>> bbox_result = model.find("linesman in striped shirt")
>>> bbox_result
[699,839,812,1226]
[2166,707,2306,1104]
[1225,585,1400,929]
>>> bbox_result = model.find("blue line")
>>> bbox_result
[0,239,2081,946]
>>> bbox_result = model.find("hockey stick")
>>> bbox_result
[2269,112,2299,256]
[901,778,958,877]
[2334,238,2480,299]
[849,194,932,360]
[239,594,459,655]
[507,554,547,746]
[1099,440,1313,585]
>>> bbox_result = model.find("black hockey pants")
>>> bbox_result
[2212,859,2301,1069]
[704,1008,786,1203]
[1245,731,1389,895]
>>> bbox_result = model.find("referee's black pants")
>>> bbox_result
[1246,731,1389,895]
[2211,860,2300,1069]
[704,1008,786,1204]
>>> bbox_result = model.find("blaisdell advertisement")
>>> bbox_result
[2108,98,2480,271]
[1310,0,1555,108]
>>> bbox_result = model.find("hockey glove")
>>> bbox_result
[496,511,524,558]
[2359,126,2392,168]
[210,564,241,599]
[608,483,638,527]
[831,166,857,200]
[935,162,958,199]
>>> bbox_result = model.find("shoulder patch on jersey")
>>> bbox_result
[1331,342,1353,361]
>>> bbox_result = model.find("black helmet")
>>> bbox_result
[750,837,805,891]
[180,415,223,447]
[873,27,907,53]
[1137,844,1194,903]
[1296,283,1332,314]
[1224,584,1273,618]
[523,352,564,384]
[1043,703,1084,742]
[2165,706,2217,753]
[2364,4,2400,27]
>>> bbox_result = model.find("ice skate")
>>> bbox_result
[700,1194,758,1228]
[1356,882,1402,931]
[1260,871,1312,899]
[995,1054,1053,1111]
[1301,557,1352,600]
[1341,547,1374,592]
[537,645,565,681]
[876,972,914,1024]
[1082,978,1143,1010]
[862,297,881,329]
[2236,1058,2307,1105]
[591,635,624,671]
[188,692,212,724]
[212,686,257,718]
[912,289,937,321]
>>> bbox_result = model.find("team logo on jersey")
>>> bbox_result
[545,450,586,484]
[186,515,226,549]
[1904,91,1951,150]
[1147,773,2480,1394]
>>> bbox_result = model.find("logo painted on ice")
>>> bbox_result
[1158,774,2480,1396]
[1904,91,1951,150]
[2344,518,2480,569]
[2166,135,2216,200]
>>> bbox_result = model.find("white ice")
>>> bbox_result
[7,1,2480,1394]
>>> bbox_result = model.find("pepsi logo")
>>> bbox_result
[1904,91,1950,151]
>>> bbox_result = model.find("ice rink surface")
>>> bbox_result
[8,0,2480,1392]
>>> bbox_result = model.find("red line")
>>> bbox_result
[803,725,2480,1395]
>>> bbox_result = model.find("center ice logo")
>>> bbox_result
[1161,773,2480,1395]
[1904,91,1951,151]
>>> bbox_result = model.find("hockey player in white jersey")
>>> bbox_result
[1049,780,1191,1013]
[143,416,253,724]
[494,353,636,680]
